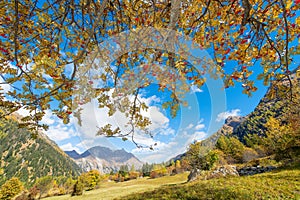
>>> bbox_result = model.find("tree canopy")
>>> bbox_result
[0,0,299,143]
[0,177,23,200]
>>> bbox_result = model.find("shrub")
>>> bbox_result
[28,185,39,199]
[63,177,76,194]
[78,170,101,191]
[150,167,168,179]
[109,173,119,182]
[0,177,23,200]
[71,180,83,196]
[150,171,159,179]
[201,150,219,170]
[213,149,227,166]
[254,145,267,157]
[242,148,259,163]
[14,192,34,200]
[85,170,101,191]
[129,171,140,180]
[216,136,245,163]
[34,176,54,198]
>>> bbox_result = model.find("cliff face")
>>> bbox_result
[219,116,245,136]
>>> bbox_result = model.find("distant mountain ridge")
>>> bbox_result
[65,150,82,159]
[65,146,143,173]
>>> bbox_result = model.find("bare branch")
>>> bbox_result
[241,0,251,26]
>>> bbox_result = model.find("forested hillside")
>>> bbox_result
[0,115,82,188]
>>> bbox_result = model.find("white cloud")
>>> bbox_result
[33,87,209,163]
[134,120,207,162]
[132,121,209,163]
[132,139,177,157]
[40,110,55,125]
[38,110,79,142]
[66,92,174,156]
[133,128,209,163]
[60,142,82,153]
[140,95,161,105]
[185,120,205,131]
[75,139,99,151]
[146,106,169,130]
[190,85,203,93]
[156,127,175,136]
[0,76,11,93]
[186,123,194,129]
[216,109,241,122]
[73,100,171,139]
[192,131,207,141]
[16,107,31,117]
[75,137,118,152]
[131,137,166,152]
[46,122,77,141]
[182,131,188,136]
[69,92,179,163]
[195,123,205,130]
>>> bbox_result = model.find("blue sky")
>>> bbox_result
[0,34,270,164]
[6,28,274,164]
[13,27,298,163]
[2,28,293,163]
[35,59,269,164]
[2,2,298,164]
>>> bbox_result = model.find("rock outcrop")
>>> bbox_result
[187,168,201,182]
[210,165,239,177]
[237,165,277,176]
[187,164,277,182]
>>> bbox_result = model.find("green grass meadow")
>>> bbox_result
[45,173,188,200]
[121,168,300,200]
[45,167,300,200]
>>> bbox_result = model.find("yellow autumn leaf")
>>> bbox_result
[0,0,299,146]
[216,57,222,63]
[296,69,300,78]
[286,0,293,9]
[296,17,300,26]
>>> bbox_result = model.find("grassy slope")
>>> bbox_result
[45,167,300,200]
[44,173,189,200]
[122,167,300,200]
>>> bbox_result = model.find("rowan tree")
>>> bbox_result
[0,0,299,144]
[84,170,101,191]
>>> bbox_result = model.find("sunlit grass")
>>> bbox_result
[44,173,189,200]
[121,168,300,200]
[45,167,300,200]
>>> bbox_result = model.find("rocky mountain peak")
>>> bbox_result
[215,115,245,138]
[65,146,143,173]
[224,116,245,130]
